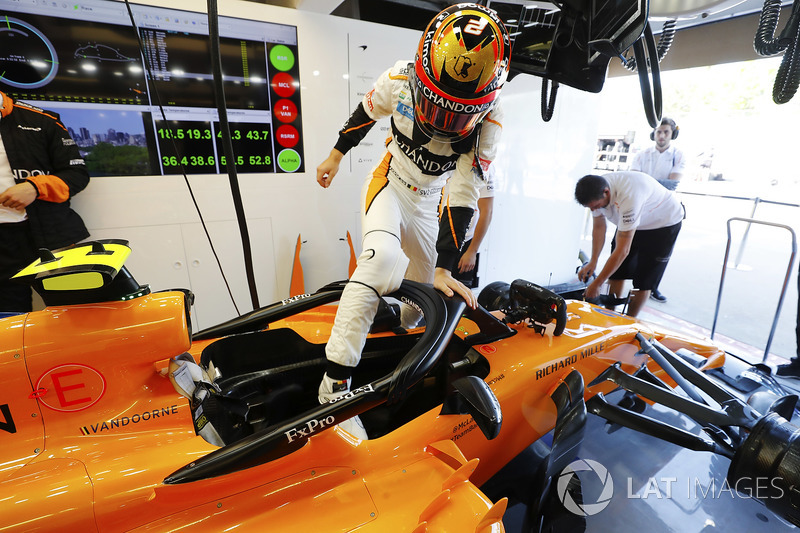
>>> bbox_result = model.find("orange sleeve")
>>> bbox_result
[27,174,70,203]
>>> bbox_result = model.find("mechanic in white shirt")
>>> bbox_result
[629,117,684,304]
[575,171,685,317]
[630,117,685,191]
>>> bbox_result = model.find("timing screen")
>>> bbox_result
[0,1,304,175]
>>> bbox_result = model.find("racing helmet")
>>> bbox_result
[411,3,510,141]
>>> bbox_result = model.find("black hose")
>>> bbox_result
[541,78,559,122]
[755,0,790,56]
[623,19,677,71]
[656,19,677,60]
[773,21,800,102]
[754,0,800,103]
[632,23,663,128]
[123,0,241,315]
[207,0,261,308]
[646,24,663,121]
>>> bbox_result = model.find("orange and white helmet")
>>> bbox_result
[411,3,510,141]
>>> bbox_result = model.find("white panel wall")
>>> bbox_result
[485,75,601,288]
[70,0,601,330]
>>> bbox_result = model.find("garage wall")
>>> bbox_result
[70,0,599,330]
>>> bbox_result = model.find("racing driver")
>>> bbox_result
[315,3,510,439]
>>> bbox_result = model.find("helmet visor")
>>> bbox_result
[411,72,494,141]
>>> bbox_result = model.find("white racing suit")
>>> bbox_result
[326,60,504,371]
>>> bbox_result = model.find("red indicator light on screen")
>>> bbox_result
[276,124,299,148]
[272,73,296,97]
[274,99,298,123]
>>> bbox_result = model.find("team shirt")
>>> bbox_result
[592,171,684,232]
[630,145,685,182]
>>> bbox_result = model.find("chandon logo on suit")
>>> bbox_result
[391,120,458,175]
[395,136,458,175]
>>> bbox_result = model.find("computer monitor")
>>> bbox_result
[0,0,304,175]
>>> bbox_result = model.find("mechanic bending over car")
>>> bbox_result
[314,3,509,439]
[575,171,685,318]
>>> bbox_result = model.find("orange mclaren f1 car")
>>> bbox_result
[2,240,799,532]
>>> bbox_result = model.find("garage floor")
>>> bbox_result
[484,355,800,532]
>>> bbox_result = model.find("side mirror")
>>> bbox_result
[441,375,503,440]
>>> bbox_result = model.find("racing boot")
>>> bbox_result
[318,373,368,440]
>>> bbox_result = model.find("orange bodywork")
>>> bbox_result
[0,289,724,532]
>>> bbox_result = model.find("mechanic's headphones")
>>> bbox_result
[650,117,679,141]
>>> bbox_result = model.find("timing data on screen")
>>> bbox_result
[0,0,304,175]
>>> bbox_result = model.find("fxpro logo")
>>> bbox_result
[557,459,614,516]
[281,293,311,305]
